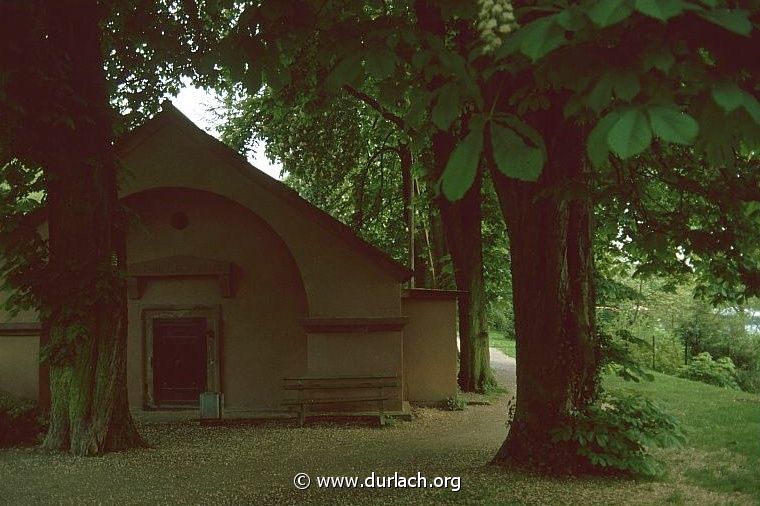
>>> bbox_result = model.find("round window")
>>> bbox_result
[170,211,189,230]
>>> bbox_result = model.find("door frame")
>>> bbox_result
[141,305,222,409]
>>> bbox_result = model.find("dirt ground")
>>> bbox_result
[0,348,749,505]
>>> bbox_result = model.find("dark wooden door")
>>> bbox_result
[153,318,207,405]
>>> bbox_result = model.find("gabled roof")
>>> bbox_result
[116,102,413,282]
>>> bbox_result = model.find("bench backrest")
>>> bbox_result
[283,375,399,391]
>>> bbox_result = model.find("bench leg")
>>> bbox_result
[379,399,385,426]
[299,405,306,427]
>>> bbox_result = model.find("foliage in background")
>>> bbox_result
[598,326,654,384]
[677,352,741,390]
[594,261,760,391]
[482,176,514,337]
[216,88,412,263]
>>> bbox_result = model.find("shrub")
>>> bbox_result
[0,391,46,447]
[443,394,466,411]
[599,327,653,383]
[551,391,685,477]
[677,352,740,389]
[487,300,515,339]
[737,364,760,393]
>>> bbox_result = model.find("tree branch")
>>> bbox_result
[342,85,406,131]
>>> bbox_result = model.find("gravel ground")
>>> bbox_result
[490,346,517,391]
[0,351,751,506]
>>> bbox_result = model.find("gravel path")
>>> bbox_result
[0,350,747,504]
[489,347,516,391]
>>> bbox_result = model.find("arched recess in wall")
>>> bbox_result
[120,186,309,318]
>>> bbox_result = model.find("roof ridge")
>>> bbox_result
[116,101,413,282]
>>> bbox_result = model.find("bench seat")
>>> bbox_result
[282,375,398,426]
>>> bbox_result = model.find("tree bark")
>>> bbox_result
[488,114,599,468]
[430,132,493,392]
[30,2,144,455]
[399,144,421,287]
[427,202,449,289]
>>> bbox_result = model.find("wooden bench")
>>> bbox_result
[282,375,399,427]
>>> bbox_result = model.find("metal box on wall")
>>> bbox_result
[199,391,223,420]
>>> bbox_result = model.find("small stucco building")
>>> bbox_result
[0,103,458,417]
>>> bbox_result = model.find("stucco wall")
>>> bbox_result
[401,292,459,403]
[0,109,426,414]
[306,331,404,410]
[124,188,309,410]
[119,120,403,319]
[0,288,42,401]
[0,335,39,400]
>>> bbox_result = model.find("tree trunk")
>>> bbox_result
[399,144,422,287]
[488,115,599,468]
[430,132,493,392]
[36,2,143,455]
[427,203,449,289]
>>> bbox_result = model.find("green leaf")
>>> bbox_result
[712,82,745,113]
[441,124,484,201]
[589,0,634,27]
[438,49,469,82]
[242,69,262,94]
[264,67,291,91]
[642,50,675,72]
[491,124,544,182]
[365,49,396,80]
[411,50,431,71]
[520,16,567,61]
[699,9,752,36]
[498,115,548,159]
[405,89,431,129]
[611,71,641,101]
[607,108,652,158]
[587,111,622,168]
[494,29,525,59]
[431,83,461,131]
[634,0,684,21]
[556,8,586,31]
[647,106,699,144]
[742,93,760,124]
[586,74,614,113]
[325,54,363,91]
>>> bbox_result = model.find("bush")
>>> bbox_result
[551,391,685,477]
[487,300,514,339]
[677,352,740,390]
[737,364,760,393]
[443,393,466,411]
[0,391,46,447]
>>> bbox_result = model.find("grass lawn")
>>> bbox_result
[606,372,760,502]
[1,369,758,504]
[490,330,516,358]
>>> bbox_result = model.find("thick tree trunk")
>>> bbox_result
[37,2,143,455]
[413,0,492,391]
[489,116,599,468]
[430,132,493,392]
